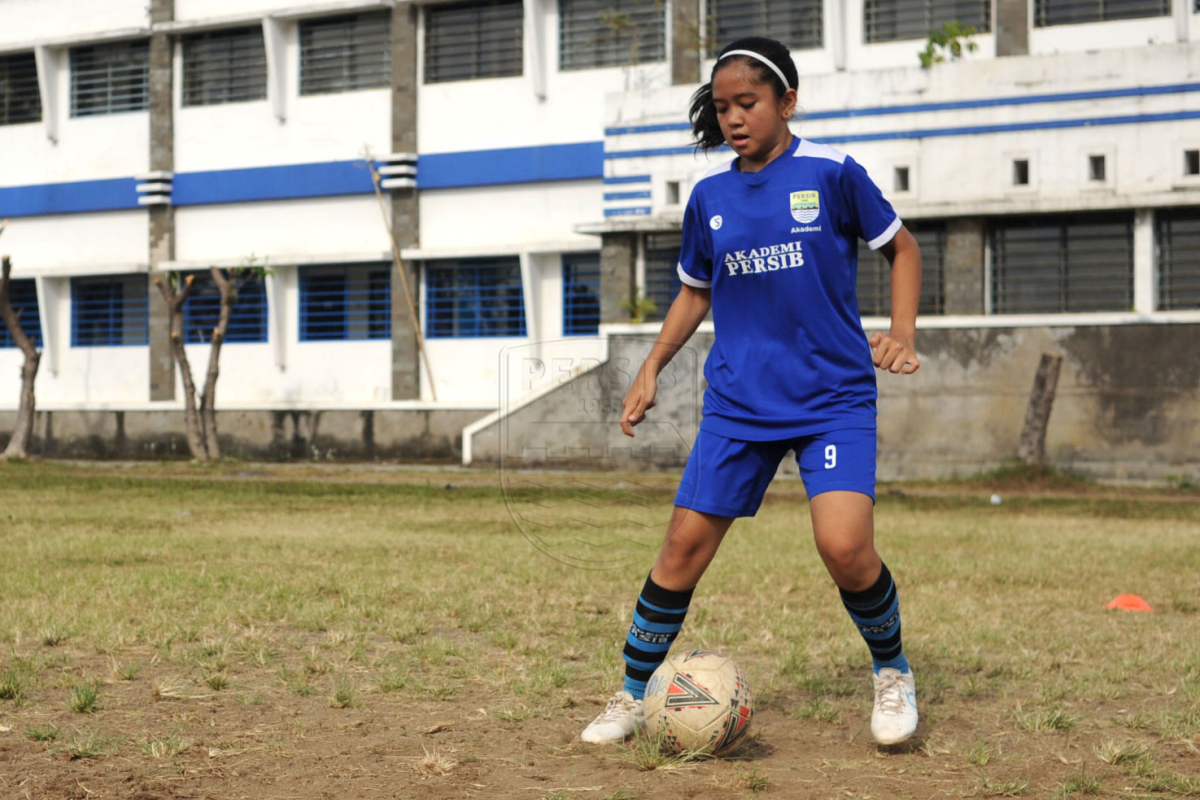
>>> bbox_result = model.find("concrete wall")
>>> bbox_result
[0,407,489,462]
[468,325,1200,483]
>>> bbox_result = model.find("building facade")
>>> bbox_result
[1,0,1199,473]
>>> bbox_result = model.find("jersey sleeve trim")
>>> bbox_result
[677,263,712,288]
[867,216,902,250]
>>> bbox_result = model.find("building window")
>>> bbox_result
[70,39,150,117]
[856,223,946,317]
[644,233,682,322]
[180,271,268,344]
[894,166,910,193]
[426,258,526,338]
[300,12,392,95]
[865,0,990,42]
[299,265,390,341]
[709,0,822,54]
[0,52,42,126]
[0,279,42,348]
[71,275,149,347]
[1035,0,1168,25]
[559,0,665,71]
[1012,158,1030,186]
[990,213,1133,314]
[425,0,523,83]
[1157,208,1200,311]
[563,253,601,336]
[182,27,268,107]
[1185,149,1200,177]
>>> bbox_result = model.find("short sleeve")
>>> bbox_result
[840,156,902,250]
[676,189,713,288]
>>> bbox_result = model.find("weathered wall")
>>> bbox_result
[0,409,488,462]
[470,326,1200,483]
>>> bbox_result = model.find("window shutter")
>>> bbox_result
[0,52,42,125]
[300,12,392,95]
[1035,0,1169,26]
[71,275,150,347]
[426,258,526,338]
[0,280,42,348]
[1157,208,1200,311]
[559,0,665,71]
[425,0,524,84]
[856,223,946,316]
[990,213,1133,314]
[300,265,392,341]
[563,253,601,335]
[183,27,268,107]
[710,0,823,54]
[70,40,150,117]
[864,0,990,43]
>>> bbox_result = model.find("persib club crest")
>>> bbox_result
[790,190,820,223]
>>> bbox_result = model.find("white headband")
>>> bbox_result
[718,49,792,91]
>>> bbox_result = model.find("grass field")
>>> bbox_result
[0,461,1198,800]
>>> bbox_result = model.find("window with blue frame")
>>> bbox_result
[181,271,268,343]
[562,253,601,336]
[426,257,526,338]
[1,279,42,348]
[299,264,390,341]
[643,233,682,322]
[71,274,149,347]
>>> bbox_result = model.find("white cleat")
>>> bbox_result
[581,690,644,744]
[871,667,919,745]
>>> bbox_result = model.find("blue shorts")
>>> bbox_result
[674,427,876,518]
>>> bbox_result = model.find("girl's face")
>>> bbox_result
[711,61,797,172]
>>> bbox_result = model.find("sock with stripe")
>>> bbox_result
[839,561,910,674]
[622,573,693,700]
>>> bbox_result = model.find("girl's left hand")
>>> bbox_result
[868,331,920,374]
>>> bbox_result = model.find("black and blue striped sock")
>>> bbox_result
[839,561,910,674]
[622,574,693,700]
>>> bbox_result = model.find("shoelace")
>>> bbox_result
[875,675,910,715]
[596,693,637,723]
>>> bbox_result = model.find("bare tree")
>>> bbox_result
[0,220,42,460]
[153,260,268,461]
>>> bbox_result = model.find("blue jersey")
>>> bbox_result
[677,136,901,441]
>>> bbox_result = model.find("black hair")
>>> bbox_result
[689,37,799,152]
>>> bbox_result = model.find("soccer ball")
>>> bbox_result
[642,650,753,756]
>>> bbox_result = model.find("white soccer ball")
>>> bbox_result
[642,649,753,756]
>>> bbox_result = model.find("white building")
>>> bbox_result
[1,0,1199,468]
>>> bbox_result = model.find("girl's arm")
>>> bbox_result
[869,225,922,374]
[620,283,712,437]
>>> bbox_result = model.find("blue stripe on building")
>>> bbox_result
[173,160,375,206]
[604,190,652,201]
[0,177,140,217]
[419,141,603,189]
[603,81,1200,135]
[604,207,651,217]
[602,174,651,184]
[604,110,1200,158]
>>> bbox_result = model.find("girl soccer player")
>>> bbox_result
[581,36,923,747]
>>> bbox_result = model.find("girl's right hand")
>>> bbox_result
[619,369,658,437]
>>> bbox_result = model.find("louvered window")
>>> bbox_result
[857,223,946,316]
[865,0,990,42]
[71,275,149,347]
[182,27,267,107]
[0,52,41,126]
[644,233,682,323]
[426,258,526,338]
[990,213,1133,314]
[299,265,391,341]
[559,0,665,71]
[563,253,601,335]
[709,0,823,54]
[181,271,268,344]
[70,40,149,117]
[1,279,42,349]
[1157,208,1200,311]
[300,12,391,95]
[425,0,523,83]
[1035,0,1169,26]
